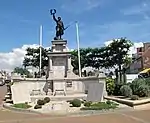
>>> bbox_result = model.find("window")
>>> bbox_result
[138,47,142,52]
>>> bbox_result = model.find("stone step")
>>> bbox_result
[66,91,84,94]
[31,94,87,102]
[5,95,11,99]
[5,99,13,103]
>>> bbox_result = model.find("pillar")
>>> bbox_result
[49,57,52,71]
[67,56,71,71]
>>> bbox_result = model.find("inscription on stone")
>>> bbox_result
[53,57,66,66]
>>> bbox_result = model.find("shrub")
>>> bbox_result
[130,78,150,97]
[67,100,72,103]
[106,78,115,95]
[84,101,92,107]
[130,78,145,95]
[34,104,42,109]
[120,85,132,97]
[130,95,139,100]
[67,100,73,104]
[145,78,150,87]
[44,97,50,103]
[81,100,85,104]
[113,84,123,96]
[137,84,149,97]
[106,100,113,105]
[37,99,45,105]
[70,99,81,107]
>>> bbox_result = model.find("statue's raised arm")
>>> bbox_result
[52,14,57,22]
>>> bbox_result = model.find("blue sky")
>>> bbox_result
[0,0,150,52]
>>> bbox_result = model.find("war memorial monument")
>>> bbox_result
[4,9,107,113]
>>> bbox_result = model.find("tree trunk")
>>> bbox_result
[122,68,126,84]
[119,64,122,83]
[115,69,119,84]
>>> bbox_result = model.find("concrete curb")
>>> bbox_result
[2,102,134,117]
[3,103,42,115]
[104,96,150,107]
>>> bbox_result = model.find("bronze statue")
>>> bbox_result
[50,9,65,40]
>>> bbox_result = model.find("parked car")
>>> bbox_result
[138,68,150,78]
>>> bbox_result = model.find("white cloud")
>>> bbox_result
[104,40,113,46]
[0,44,39,72]
[0,44,74,73]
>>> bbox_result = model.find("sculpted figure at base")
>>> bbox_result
[50,9,65,40]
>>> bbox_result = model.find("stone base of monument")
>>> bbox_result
[5,99,13,103]
[31,100,82,114]
[5,95,10,99]
[30,93,87,102]
[51,102,63,111]
[53,89,66,96]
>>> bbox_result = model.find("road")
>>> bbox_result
[0,85,150,123]
[0,85,7,106]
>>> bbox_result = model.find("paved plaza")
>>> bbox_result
[0,85,150,123]
[0,85,6,106]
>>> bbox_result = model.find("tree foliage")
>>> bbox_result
[23,47,49,69]
[13,67,30,76]
[71,38,133,71]
[71,48,93,70]
[107,38,133,69]
[106,38,133,83]
[22,38,133,80]
[71,47,110,70]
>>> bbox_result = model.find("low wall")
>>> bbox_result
[112,74,138,83]
[12,76,105,81]
[12,76,106,95]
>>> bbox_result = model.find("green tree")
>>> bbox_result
[86,47,103,69]
[71,46,117,72]
[22,38,133,80]
[123,56,132,68]
[13,67,30,76]
[91,46,114,69]
[23,47,49,69]
[71,47,105,71]
[71,48,91,71]
[106,38,133,83]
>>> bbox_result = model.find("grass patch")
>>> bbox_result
[12,103,32,109]
[81,101,119,110]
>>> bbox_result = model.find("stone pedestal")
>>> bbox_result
[47,40,75,79]
[47,39,78,95]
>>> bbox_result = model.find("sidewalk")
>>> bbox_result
[0,109,150,123]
